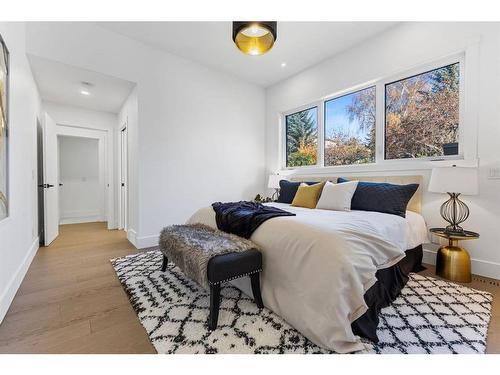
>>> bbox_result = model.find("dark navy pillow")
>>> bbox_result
[277,180,317,204]
[337,178,418,218]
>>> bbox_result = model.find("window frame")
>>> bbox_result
[280,52,468,171]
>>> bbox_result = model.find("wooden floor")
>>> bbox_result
[0,222,498,353]
[0,223,155,353]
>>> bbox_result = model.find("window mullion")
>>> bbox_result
[375,82,385,164]
[317,101,324,167]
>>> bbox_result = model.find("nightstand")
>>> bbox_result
[430,228,479,283]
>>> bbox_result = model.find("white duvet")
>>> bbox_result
[187,203,428,353]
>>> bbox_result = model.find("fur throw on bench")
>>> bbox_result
[159,224,260,289]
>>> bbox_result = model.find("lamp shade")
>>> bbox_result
[232,22,277,56]
[428,166,478,195]
[268,174,281,189]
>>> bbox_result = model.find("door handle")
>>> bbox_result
[59,183,63,187]
[46,184,54,188]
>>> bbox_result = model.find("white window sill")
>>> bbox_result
[279,157,478,176]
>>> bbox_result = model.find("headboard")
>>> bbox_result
[287,175,423,214]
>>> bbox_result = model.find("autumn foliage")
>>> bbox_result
[286,63,459,167]
[385,63,459,159]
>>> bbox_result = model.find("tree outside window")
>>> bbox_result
[286,107,318,167]
[385,63,460,159]
[283,61,460,168]
[324,86,376,166]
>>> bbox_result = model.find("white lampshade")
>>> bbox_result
[428,166,478,195]
[268,174,282,189]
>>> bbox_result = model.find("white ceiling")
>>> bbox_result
[96,22,398,87]
[28,55,135,113]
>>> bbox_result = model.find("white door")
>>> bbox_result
[119,127,128,230]
[43,112,59,246]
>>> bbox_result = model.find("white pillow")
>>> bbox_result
[316,180,358,211]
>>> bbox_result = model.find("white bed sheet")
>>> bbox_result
[187,203,428,352]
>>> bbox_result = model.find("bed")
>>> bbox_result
[187,175,428,353]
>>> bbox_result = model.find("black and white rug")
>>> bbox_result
[111,250,493,354]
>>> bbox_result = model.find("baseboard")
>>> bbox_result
[60,216,104,225]
[423,245,500,280]
[127,228,138,248]
[60,210,103,225]
[136,234,159,249]
[126,228,159,249]
[0,237,39,324]
[107,221,119,230]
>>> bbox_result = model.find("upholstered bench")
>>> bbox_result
[158,224,264,330]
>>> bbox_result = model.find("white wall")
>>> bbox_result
[266,22,500,278]
[26,23,267,248]
[58,136,103,224]
[44,101,118,131]
[43,101,118,228]
[0,22,42,323]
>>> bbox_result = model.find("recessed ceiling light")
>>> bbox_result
[80,81,93,96]
[281,62,287,68]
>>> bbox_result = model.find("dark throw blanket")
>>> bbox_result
[211,201,295,239]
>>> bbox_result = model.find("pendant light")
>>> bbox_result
[232,22,277,56]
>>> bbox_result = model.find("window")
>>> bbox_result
[385,63,460,159]
[282,57,464,169]
[286,107,318,167]
[324,86,375,166]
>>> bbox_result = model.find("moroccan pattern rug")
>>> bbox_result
[111,250,493,354]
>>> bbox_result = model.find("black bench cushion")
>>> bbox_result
[207,249,262,285]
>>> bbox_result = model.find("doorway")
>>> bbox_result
[58,135,106,225]
[40,113,113,246]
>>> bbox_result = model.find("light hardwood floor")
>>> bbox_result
[0,223,155,353]
[0,222,498,353]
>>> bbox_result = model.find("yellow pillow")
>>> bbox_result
[291,182,325,209]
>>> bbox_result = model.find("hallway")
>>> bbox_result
[0,223,154,353]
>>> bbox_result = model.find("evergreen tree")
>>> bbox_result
[286,110,317,154]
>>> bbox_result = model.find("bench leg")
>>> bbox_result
[250,272,264,308]
[161,255,168,272]
[209,284,221,330]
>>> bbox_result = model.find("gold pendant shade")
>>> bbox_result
[232,22,277,56]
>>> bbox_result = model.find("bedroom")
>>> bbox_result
[0,0,499,373]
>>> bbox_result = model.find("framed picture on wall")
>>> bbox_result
[0,34,9,221]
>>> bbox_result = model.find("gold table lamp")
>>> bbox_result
[428,165,479,282]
